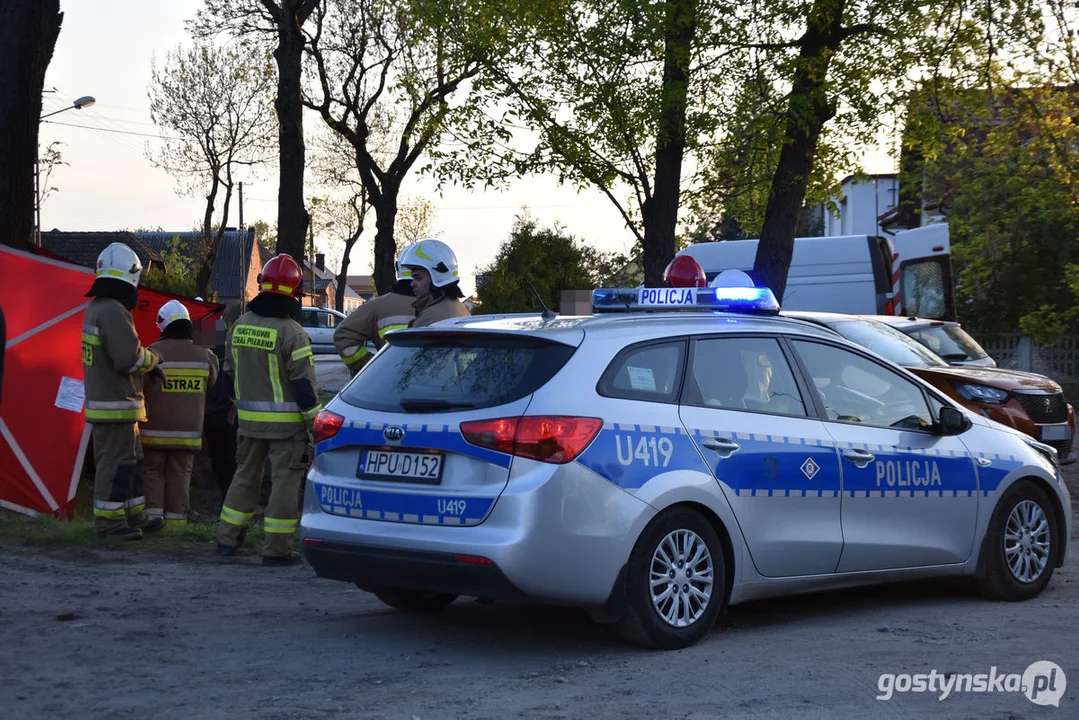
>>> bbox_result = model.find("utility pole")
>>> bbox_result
[238,181,246,311]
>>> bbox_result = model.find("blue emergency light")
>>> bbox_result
[591,285,780,315]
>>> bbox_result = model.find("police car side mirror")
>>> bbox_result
[938,406,970,435]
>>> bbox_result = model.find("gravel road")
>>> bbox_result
[1,466,1075,720]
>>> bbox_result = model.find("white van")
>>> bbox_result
[676,224,955,320]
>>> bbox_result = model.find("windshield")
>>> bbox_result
[340,334,577,413]
[828,319,950,368]
[905,324,990,362]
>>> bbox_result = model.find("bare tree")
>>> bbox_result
[148,43,276,299]
[309,131,370,311]
[190,0,321,269]
[0,1,62,251]
[394,196,439,251]
[303,0,506,293]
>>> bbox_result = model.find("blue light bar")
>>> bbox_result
[591,286,780,315]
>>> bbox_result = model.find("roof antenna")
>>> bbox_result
[526,278,557,322]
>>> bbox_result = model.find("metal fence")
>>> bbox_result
[981,333,1079,384]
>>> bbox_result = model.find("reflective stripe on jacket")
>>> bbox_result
[82,298,160,423]
[142,339,220,450]
[332,291,415,372]
[224,311,321,439]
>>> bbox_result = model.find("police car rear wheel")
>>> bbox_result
[372,587,458,612]
[977,481,1058,601]
[616,509,725,649]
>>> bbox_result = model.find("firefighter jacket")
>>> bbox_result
[141,338,220,450]
[82,297,161,423]
[225,310,321,440]
[333,290,415,372]
[411,294,470,328]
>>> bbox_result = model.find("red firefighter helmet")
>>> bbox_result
[662,255,707,288]
[258,254,304,298]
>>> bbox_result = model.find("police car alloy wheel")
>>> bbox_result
[372,587,458,612]
[977,481,1059,601]
[617,509,726,650]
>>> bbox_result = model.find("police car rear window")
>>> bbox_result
[340,334,576,413]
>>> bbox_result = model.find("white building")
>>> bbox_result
[823,174,900,237]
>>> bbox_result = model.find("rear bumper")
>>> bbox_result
[303,541,530,600]
[300,460,654,606]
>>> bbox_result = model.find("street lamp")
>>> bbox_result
[35,95,96,245]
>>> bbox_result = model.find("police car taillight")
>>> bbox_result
[461,416,603,464]
[312,409,345,444]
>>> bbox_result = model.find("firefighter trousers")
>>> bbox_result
[217,431,310,558]
[143,449,194,525]
[91,422,150,534]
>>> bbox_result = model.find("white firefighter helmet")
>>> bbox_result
[398,238,459,288]
[395,242,417,280]
[95,242,144,288]
[156,299,191,332]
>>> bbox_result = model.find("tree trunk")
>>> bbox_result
[0,2,61,251]
[641,0,697,287]
[371,194,400,296]
[334,230,363,313]
[197,178,233,300]
[272,7,309,268]
[751,0,844,301]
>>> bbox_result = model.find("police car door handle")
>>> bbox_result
[702,437,740,457]
[842,448,875,468]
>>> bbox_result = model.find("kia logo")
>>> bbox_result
[383,425,405,442]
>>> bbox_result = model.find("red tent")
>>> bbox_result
[0,245,223,518]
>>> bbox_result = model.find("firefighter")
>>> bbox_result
[216,254,321,566]
[141,300,220,526]
[82,242,165,539]
[398,239,471,328]
[201,302,243,499]
[332,243,417,375]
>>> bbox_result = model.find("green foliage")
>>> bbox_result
[899,0,1079,342]
[475,215,631,313]
[140,234,216,301]
[252,219,277,253]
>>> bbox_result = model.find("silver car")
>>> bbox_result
[300,292,1071,649]
[300,306,347,354]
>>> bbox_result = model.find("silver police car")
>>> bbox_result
[300,282,1071,649]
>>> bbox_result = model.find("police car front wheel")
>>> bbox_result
[977,480,1058,602]
[616,508,726,650]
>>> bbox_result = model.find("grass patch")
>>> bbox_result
[0,511,265,552]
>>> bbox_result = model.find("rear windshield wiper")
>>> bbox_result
[398,398,478,412]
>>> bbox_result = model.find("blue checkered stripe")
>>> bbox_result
[832,440,1020,498]
[575,423,712,489]
[313,482,495,526]
[317,421,512,468]
[576,421,1023,499]
[687,428,842,498]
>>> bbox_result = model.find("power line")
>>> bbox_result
[41,119,178,140]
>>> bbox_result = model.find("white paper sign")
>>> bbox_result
[55,377,86,413]
[627,366,656,392]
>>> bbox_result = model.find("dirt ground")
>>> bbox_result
[1,465,1076,720]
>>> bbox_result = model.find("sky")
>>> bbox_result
[40,1,893,297]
